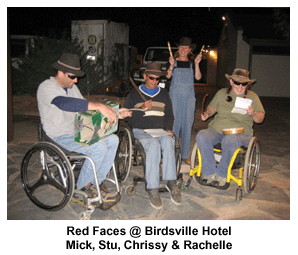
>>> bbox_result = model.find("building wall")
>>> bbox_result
[250,54,290,97]
[217,15,289,97]
[236,30,250,70]
[216,15,238,88]
[206,49,218,85]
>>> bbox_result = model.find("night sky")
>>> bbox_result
[8,7,287,54]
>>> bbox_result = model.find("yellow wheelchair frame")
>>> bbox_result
[184,137,261,203]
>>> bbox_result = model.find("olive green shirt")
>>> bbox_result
[209,88,265,136]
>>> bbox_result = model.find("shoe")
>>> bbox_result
[183,157,191,165]
[214,175,227,186]
[147,189,162,209]
[211,175,229,190]
[97,183,121,210]
[81,184,97,198]
[166,180,182,205]
[99,183,119,202]
[202,174,216,184]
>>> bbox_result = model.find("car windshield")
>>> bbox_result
[145,49,171,62]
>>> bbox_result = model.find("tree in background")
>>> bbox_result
[12,35,107,96]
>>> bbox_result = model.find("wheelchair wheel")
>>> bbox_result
[115,128,133,182]
[190,143,201,183]
[125,185,137,196]
[243,137,261,194]
[174,136,182,174]
[21,142,75,211]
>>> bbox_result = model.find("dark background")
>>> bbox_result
[8,7,288,54]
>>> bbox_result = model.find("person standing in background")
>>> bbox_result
[166,37,202,165]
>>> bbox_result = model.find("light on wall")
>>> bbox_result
[210,50,216,57]
[209,50,217,61]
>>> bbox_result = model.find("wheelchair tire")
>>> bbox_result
[21,142,74,211]
[190,143,201,183]
[243,137,261,194]
[115,128,133,183]
[174,136,182,175]
[125,185,137,196]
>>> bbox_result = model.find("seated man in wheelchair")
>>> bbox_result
[196,69,265,189]
[123,63,181,209]
[37,53,131,204]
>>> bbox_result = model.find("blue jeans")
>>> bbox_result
[53,134,119,189]
[133,129,177,190]
[196,127,251,178]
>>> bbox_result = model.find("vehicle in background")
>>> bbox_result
[131,46,178,89]
[71,20,130,94]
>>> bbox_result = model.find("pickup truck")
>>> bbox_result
[131,46,178,89]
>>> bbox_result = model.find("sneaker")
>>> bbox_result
[81,184,97,198]
[166,180,182,205]
[202,174,216,184]
[97,183,121,210]
[214,175,227,186]
[147,189,162,209]
[99,183,119,202]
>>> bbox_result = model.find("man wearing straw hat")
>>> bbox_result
[124,63,181,209]
[37,53,131,201]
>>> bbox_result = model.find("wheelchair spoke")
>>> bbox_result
[26,173,48,194]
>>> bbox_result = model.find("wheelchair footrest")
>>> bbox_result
[97,193,121,211]
[196,176,230,190]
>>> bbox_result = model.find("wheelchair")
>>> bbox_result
[20,125,121,220]
[184,137,261,203]
[114,123,183,196]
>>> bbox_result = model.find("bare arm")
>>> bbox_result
[166,56,175,79]
[201,105,217,121]
[194,53,202,81]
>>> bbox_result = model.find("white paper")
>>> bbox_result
[231,97,252,114]
[144,129,171,137]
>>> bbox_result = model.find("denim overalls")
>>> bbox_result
[169,61,196,159]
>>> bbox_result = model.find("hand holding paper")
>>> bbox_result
[231,97,252,114]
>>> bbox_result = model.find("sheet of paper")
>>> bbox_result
[231,97,252,115]
[144,129,171,137]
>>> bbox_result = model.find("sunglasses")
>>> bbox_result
[66,73,78,80]
[148,76,160,81]
[233,80,248,86]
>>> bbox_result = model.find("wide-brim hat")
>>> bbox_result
[52,53,85,77]
[175,37,196,51]
[225,69,256,84]
[144,63,167,76]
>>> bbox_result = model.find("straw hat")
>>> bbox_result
[225,69,256,84]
